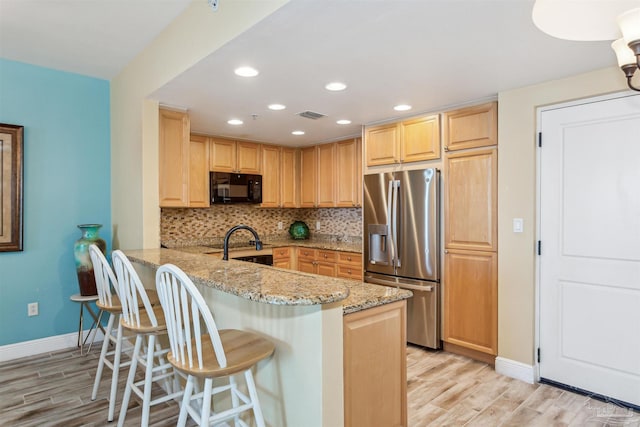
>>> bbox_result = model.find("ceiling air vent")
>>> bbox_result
[297,110,326,120]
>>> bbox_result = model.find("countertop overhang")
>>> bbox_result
[125,248,411,314]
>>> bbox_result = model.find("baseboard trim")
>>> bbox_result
[495,356,535,384]
[0,329,105,363]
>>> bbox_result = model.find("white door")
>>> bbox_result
[539,93,640,406]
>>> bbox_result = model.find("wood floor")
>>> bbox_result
[1,343,638,426]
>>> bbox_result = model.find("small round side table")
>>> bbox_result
[69,293,105,355]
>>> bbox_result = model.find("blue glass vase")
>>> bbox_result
[73,224,107,296]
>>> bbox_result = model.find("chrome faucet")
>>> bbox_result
[222,225,263,260]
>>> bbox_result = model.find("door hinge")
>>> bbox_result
[538,132,542,147]
[537,240,541,255]
[537,347,541,363]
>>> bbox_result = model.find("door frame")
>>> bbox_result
[534,89,640,383]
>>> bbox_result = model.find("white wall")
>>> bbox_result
[497,66,629,366]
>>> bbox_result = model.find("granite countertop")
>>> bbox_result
[165,237,362,255]
[125,248,410,314]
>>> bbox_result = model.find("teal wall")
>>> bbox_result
[0,59,110,346]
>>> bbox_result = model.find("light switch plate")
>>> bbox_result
[513,218,524,233]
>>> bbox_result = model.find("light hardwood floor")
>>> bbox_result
[0,343,638,426]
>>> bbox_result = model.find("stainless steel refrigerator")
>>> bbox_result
[363,168,440,349]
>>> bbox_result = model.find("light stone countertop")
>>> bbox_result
[164,237,362,255]
[125,248,410,314]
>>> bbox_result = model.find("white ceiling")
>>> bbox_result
[1,0,623,147]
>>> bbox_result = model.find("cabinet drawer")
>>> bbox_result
[337,252,362,267]
[297,248,316,261]
[337,265,362,280]
[317,250,337,263]
[273,247,291,260]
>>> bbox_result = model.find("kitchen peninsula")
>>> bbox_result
[126,248,411,427]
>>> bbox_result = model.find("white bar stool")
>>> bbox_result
[69,293,105,355]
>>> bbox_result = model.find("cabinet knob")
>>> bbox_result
[323,254,328,259]
[347,256,352,261]
[444,146,449,152]
[348,269,352,274]
[444,249,449,254]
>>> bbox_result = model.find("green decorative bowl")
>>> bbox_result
[288,221,310,240]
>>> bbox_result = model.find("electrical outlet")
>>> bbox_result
[316,221,321,231]
[278,221,283,230]
[28,302,38,317]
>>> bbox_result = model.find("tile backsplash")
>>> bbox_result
[161,205,363,246]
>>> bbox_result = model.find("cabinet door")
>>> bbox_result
[281,148,299,208]
[237,141,261,174]
[300,146,317,208]
[444,148,497,251]
[317,262,337,277]
[401,114,440,162]
[344,301,407,427]
[365,123,400,166]
[159,109,189,207]
[317,143,336,207]
[336,139,359,207]
[273,247,292,269]
[209,137,236,172]
[297,258,316,274]
[188,134,210,207]
[443,102,497,152]
[443,249,497,355]
[261,145,281,208]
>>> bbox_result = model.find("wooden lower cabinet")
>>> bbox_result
[344,300,407,427]
[443,249,497,356]
[296,248,337,277]
[272,246,291,269]
[275,247,363,280]
[336,251,363,280]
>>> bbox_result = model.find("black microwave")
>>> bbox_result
[210,172,262,204]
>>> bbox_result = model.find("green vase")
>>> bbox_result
[73,224,107,296]
[288,221,310,240]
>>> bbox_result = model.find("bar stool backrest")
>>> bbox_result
[156,263,227,370]
[89,244,119,308]
[112,250,158,329]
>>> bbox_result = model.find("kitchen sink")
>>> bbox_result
[232,254,273,266]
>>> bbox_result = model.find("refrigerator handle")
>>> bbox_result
[392,180,400,268]
[387,180,395,264]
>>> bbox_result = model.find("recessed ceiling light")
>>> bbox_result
[336,119,352,125]
[292,130,305,135]
[325,82,347,91]
[227,119,243,125]
[234,66,259,77]
[394,104,412,111]
[268,104,286,111]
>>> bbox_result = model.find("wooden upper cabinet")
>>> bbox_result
[444,147,497,251]
[365,123,400,166]
[443,249,497,356]
[209,138,261,173]
[281,147,299,208]
[443,101,497,152]
[159,109,190,207]
[336,138,362,207]
[365,114,441,166]
[317,143,336,207]
[188,134,210,207]
[209,137,236,172]
[400,115,440,162]
[237,141,261,174]
[300,146,317,208]
[261,145,281,208]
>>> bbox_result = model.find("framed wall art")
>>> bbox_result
[0,123,24,252]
